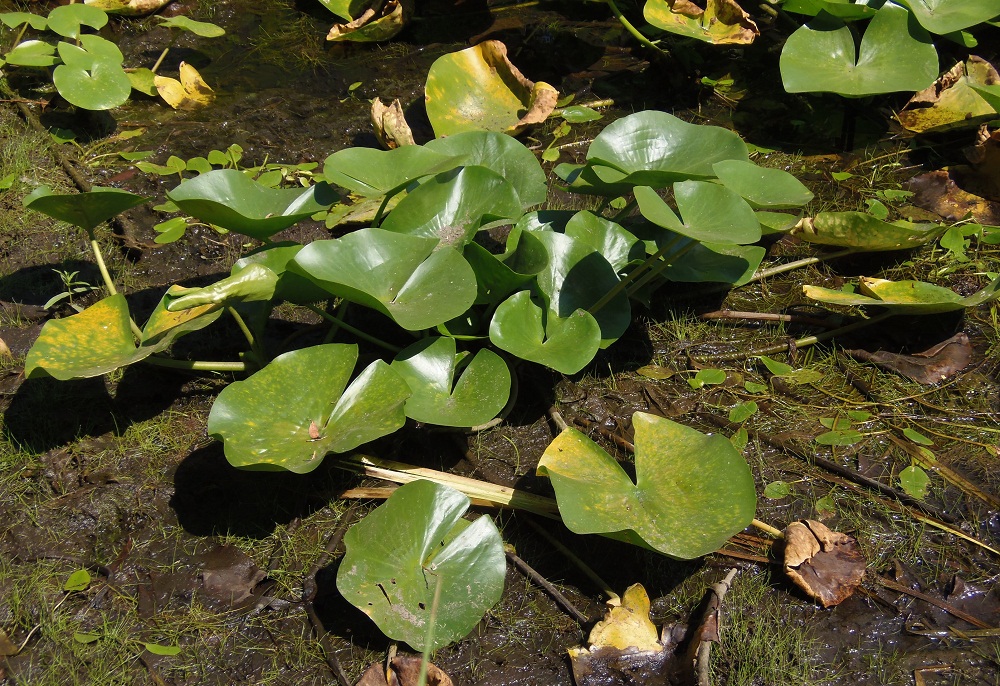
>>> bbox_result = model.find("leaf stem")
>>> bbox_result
[144,356,246,372]
[744,248,856,285]
[90,235,144,340]
[751,519,783,538]
[226,306,257,350]
[589,233,686,315]
[626,238,697,297]
[604,0,669,54]
[307,304,403,353]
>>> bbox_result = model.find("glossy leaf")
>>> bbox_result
[46,3,107,38]
[317,0,366,21]
[0,12,47,29]
[3,40,58,67]
[970,83,1000,112]
[166,169,337,239]
[489,290,602,374]
[780,3,938,96]
[140,286,224,346]
[780,0,877,19]
[897,58,1000,133]
[163,264,279,311]
[290,229,478,330]
[337,480,506,652]
[712,160,814,209]
[154,61,215,110]
[896,0,1000,34]
[425,131,548,208]
[899,465,930,498]
[644,0,759,44]
[584,111,749,188]
[462,242,536,306]
[635,182,761,244]
[792,212,945,250]
[662,241,765,285]
[564,211,643,273]
[537,412,757,559]
[23,185,147,233]
[208,344,410,473]
[391,337,511,426]
[381,166,523,247]
[53,36,131,110]
[232,243,329,304]
[322,145,462,197]
[803,275,1000,314]
[425,40,557,137]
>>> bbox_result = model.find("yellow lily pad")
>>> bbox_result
[84,0,170,16]
[644,0,759,45]
[327,0,409,42]
[587,584,661,652]
[154,62,215,110]
[371,97,415,149]
[425,40,559,137]
[897,56,1000,134]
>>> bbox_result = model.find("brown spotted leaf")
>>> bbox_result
[644,0,758,45]
[845,332,973,384]
[897,57,1000,134]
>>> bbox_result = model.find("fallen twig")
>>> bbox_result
[505,548,590,627]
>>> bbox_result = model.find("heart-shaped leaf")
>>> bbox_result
[970,83,1000,112]
[584,111,749,188]
[391,337,511,426]
[896,0,1000,34]
[166,169,337,239]
[780,3,938,96]
[154,61,215,110]
[327,0,406,42]
[425,40,558,137]
[52,35,131,110]
[644,0,759,44]
[0,12,48,30]
[337,480,506,652]
[712,160,814,209]
[381,166,523,248]
[46,3,107,38]
[208,344,410,473]
[897,58,1000,133]
[84,0,174,17]
[489,290,602,374]
[564,211,644,273]
[661,241,765,285]
[635,182,761,244]
[792,212,945,250]
[425,131,548,208]
[803,275,1000,314]
[462,242,535,306]
[322,145,463,197]
[3,40,58,67]
[537,412,757,559]
[23,185,147,234]
[290,229,478,330]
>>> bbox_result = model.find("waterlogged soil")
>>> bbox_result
[2,1,1000,685]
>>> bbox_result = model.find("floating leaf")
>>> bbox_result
[712,159,814,209]
[208,344,410,473]
[64,569,92,591]
[792,212,945,250]
[323,145,462,198]
[144,643,182,656]
[583,111,749,188]
[903,427,934,445]
[53,35,131,110]
[489,290,602,374]
[425,40,559,137]
[232,243,329,305]
[729,400,758,423]
[780,3,938,96]
[537,412,756,559]
[635,182,761,244]
[565,211,643,273]
[46,3,107,39]
[327,0,408,42]
[390,337,511,427]
[163,264,279,311]
[3,40,59,67]
[644,0,759,45]
[763,480,792,499]
[85,0,172,16]
[560,105,602,123]
[688,368,726,389]
[154,15,225,36]
[781,0,877,19]
[23,185,147,234]
[899,465,931,498]
[803,275,1000,314]
[290,229,477,330]
[0,12,48,30]
[896,0,1000,34]
[660,241,765,286]
[154,62,215,110]
[166,169,337,239]
[815,429,864,446]
[127,67,157,96]
[337,480,506,651]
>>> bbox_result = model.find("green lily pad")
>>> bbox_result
[425,40,557,137]
[381,166,523,248]
[232,243,329,305]
[0,12,48,30]
[425,131,548,208]
[46,3,107,39]
[780,3,939,96]
[899,465,930,498]
[208,344,410,473]
[536,412,757,559]
[337,480,506,652]
[290,229,478,330]
[322,146,462,197]
[140,286,224,346]
[489,290,602,374]
[644,0,759,45]
[126,67,157,96]
[3,40,59,67]
[52,35,131,110]
[970,83,1000,112]
[661,241,765,285]
[166,169,338,240]
[635,182,761,244]
[23,184,147,235]
[552,162,639,197]
[564,211,643,273]
[897,0,1000,34]
[781,0,877,19]
[154,15,225,37]
[163,264,279,311]
[712,160,814,209]
[584,111,749,188]
[803,275,1000,314]
[391,337,511,426]
[792,212,945,250]
[317,0,366,21]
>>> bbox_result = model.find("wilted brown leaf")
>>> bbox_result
[897,57,1000,134]
[200,545,266,605]
[355,656,453,686]
[372,98,415,149]
[784,520,865,608]
[846,332,973,384]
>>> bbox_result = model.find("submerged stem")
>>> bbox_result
[745,248,856,285]
[605,0,669,54]
[307,304,403,353]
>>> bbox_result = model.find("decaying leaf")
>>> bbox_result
[0,626,18,656]
[897,57,1000,134]
[906,127,1000,223]
[84,0,171,16]
[372,97,415,149]
[588,584,661,652]
[424,40,559,137]
[327,0,409,42]
[783,520,865,607]
[644,0,758,45]
[154,62,215,110]
[355,655,453,686]
[199,545,266,606]
[845,332,973,384]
